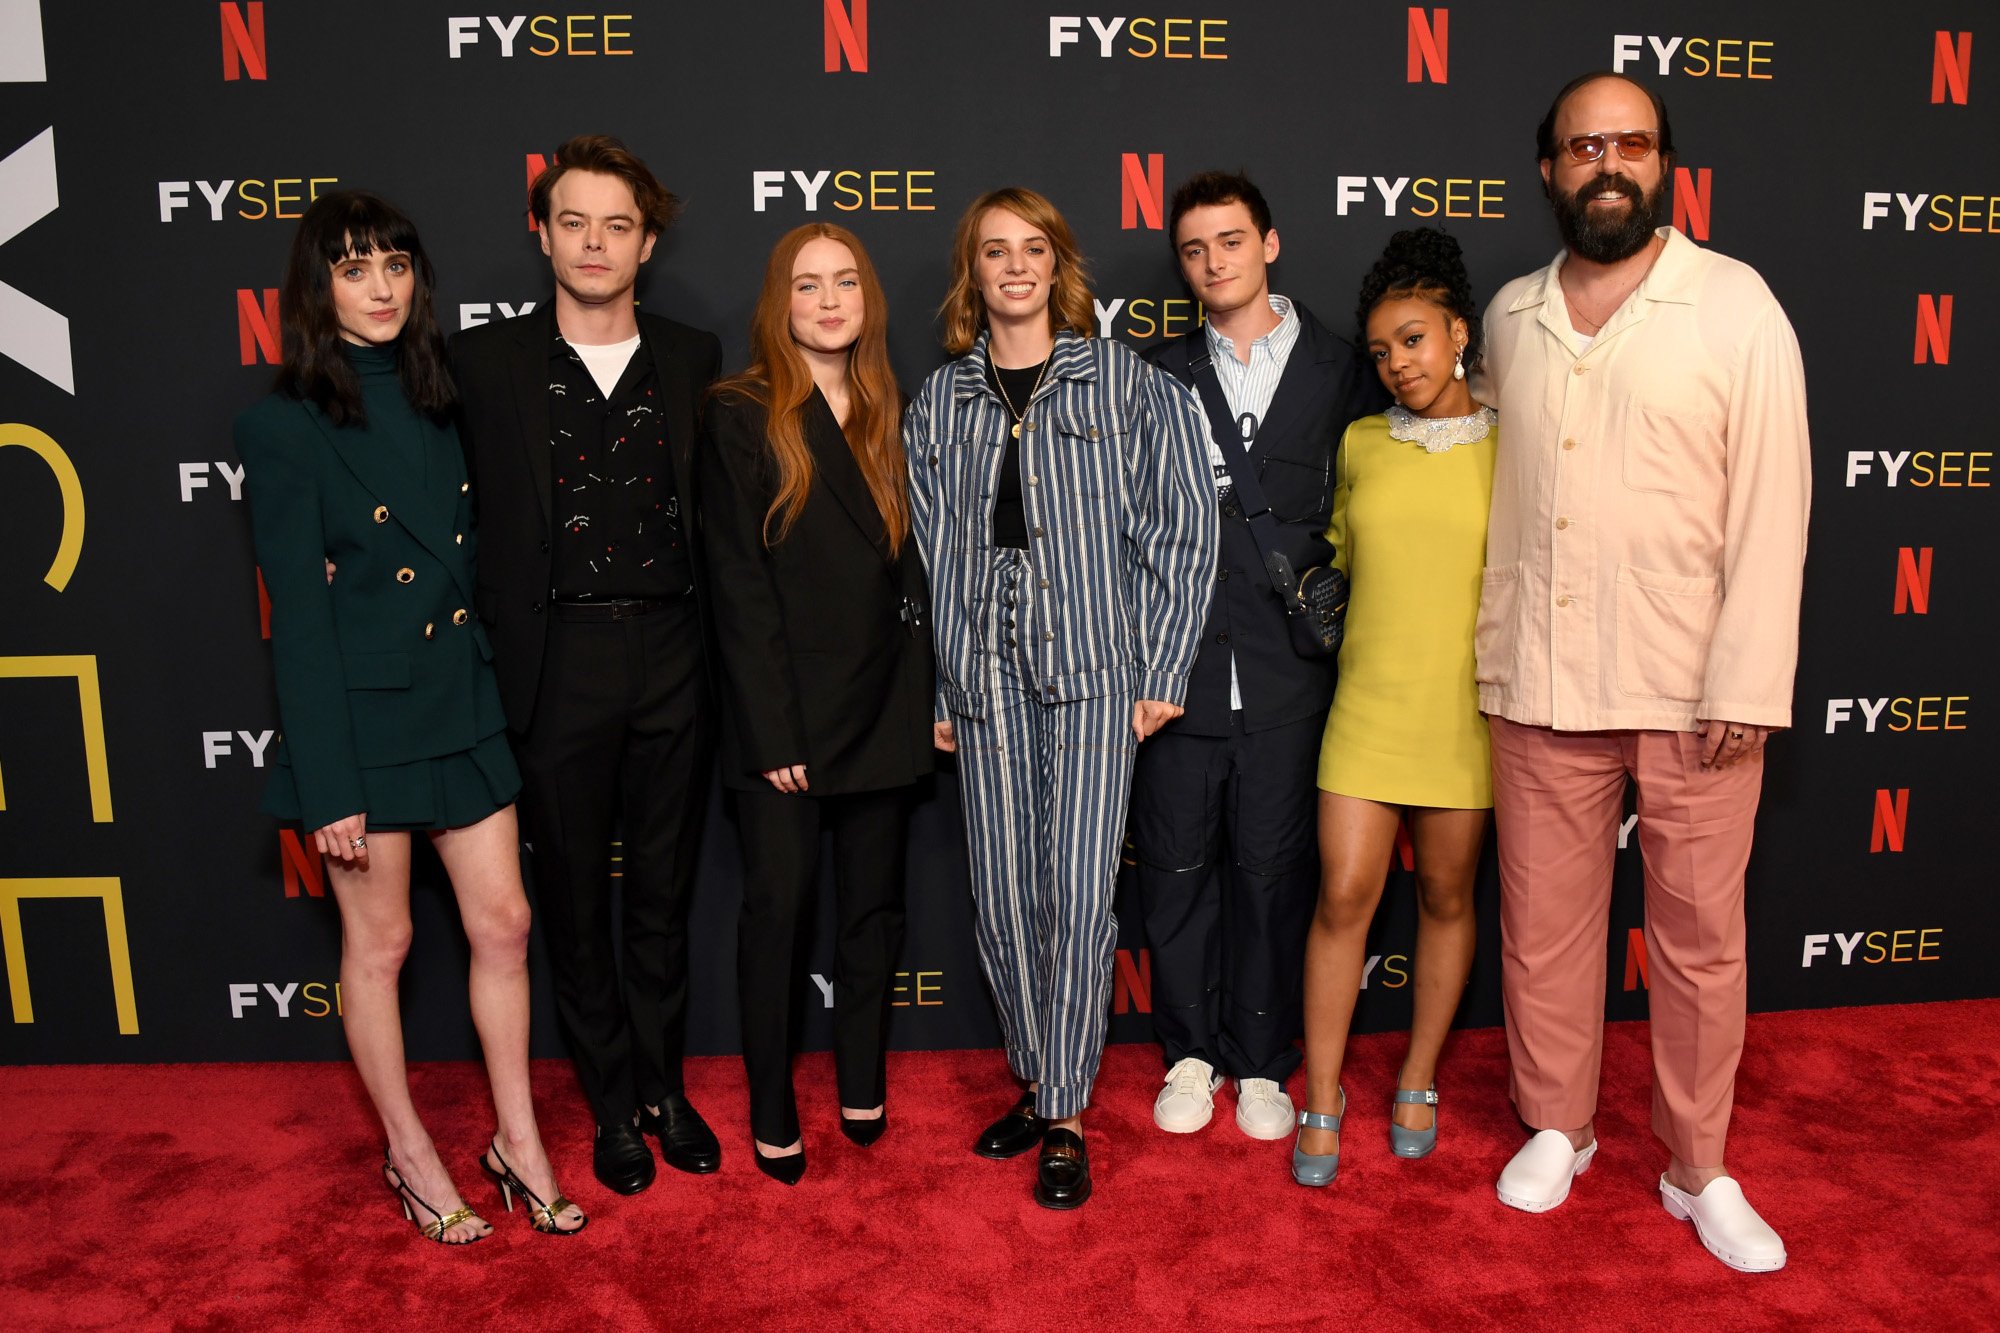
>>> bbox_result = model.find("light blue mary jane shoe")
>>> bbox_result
[1389,1084,1439,1159]
[1291,1087,1346,1187]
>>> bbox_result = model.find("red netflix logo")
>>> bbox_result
[525,152,557,231]
[1871,789,1910,853]
[824,0,866,72]
[1931,31,1971,104]
[1894,547,1932,614]
[1407,8,1446,83]
[221,2,266,80]
[1121,152,1164,230]
[1113,947,1151,1013]
[1914,294,1952,364]
[281,830,324,897]
[1672,167,1711,240]
[238,288,279,365]
[1623,929,1649,991]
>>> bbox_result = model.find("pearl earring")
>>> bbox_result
[1453,349,1466,381]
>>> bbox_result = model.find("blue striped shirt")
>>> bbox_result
[905,330,1217,717]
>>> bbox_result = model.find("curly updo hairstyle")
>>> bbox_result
[1354,227,1482,373]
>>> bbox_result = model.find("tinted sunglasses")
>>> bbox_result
[1559,130,1659,164]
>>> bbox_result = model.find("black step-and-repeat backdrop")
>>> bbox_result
[2,2,1993,1066]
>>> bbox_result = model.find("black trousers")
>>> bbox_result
[733,784,909,1146]
[513,598,712,1128]
[1128,711,1321,1082]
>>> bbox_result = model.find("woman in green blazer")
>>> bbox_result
[237,192,583,1242]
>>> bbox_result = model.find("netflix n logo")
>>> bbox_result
[1871,788,1910,853]
[1932,31,1971,105]
[1915,294,1952,365]
[238,287,279,365]
[1894,546,1933,615]
[1407,8,1446,84]
[221,2,266,81]
[1121,152,1164,230]
[824,0,866,72]
[1672,167,1711,241]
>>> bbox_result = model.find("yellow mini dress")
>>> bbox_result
[1315,407,1496,809]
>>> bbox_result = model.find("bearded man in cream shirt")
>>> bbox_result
[1475,72,1810,1274]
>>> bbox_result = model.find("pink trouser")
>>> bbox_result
[1487,716,1762,1166]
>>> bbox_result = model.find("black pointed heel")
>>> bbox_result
[753,1144,807,1185]
[840,1110,887,1147]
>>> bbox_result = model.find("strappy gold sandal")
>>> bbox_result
[478,1140,587,1236]
[381,1151,488,1245]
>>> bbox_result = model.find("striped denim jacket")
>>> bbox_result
[904,330,1216,718]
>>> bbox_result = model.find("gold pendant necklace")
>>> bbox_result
[993,350,1054,440]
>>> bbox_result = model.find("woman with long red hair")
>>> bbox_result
[700,223,935,1185]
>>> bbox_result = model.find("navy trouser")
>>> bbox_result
[1129,711,1321,1082]
[950,549,1137,1120]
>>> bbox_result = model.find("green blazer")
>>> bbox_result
[236,392,507,831]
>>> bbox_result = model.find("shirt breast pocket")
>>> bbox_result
[1257,453,1331,523]
[1049,411,1125,503]
[1622,398,1724,501]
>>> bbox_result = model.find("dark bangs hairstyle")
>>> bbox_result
[274,190,454,426]
[1165,170,1274,255]
[1355,227,1484,373]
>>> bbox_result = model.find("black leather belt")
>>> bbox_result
[552,596,679,622]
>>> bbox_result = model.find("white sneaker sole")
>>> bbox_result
[1154,1103,1214,1133]
[1495,1140,1597,1213]
[1235,1107,1293,1141]
[1659,1186,1788,1273]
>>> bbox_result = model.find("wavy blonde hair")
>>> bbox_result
[938,187,1095,356]
[711,224,907,550]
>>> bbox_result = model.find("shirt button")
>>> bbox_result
[452,609,469,626]
[1042,631,1054,642]
[1217,568,1230,581]
[1556,594,1572,608]
[372,505,389,524]
[1216,632,1230,644]
[1562,438,1578,451]
[929,455,939,467]
[1028,475,1040,486]
[531,600,543,613]
[1087,427,1100,441]
[1024,420,1038,432]
[1572,364,1587,376]
[1032,526,1045,538]
[1045,685,1057,696]
[1006,637,1017,647]
[395,567,415,584]
[1038,579,1051,589]
[1555,517,1570,530]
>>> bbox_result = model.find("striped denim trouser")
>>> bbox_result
[951,548,1137,1120]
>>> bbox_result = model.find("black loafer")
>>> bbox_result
[1034,1127,1091,1210]
[973,1091,1046,1160]
[593,1121,656,1195]
[641,1093,721,1174]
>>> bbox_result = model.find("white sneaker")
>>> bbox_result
[1495,1129,1598,1213]
[1659,1175,1787,1272]
[1234,1078,1295,1141]
[1153,1057,1222,1133]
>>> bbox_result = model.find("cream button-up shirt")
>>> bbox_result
[1476,228,1810,732]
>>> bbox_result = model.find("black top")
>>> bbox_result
[546,334,691,599]
[987,359,1042,549]
[448,306,722,733]
[700,390,935,794]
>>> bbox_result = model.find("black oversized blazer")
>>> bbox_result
[699,389,934,795]
[1142,302,1388,735]
[448,305,723,732]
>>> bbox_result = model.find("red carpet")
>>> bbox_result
[4,1001,1997,1331]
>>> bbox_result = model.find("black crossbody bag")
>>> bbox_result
[1184,332,1347,659]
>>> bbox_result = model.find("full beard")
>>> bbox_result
[1551,171,1667,264]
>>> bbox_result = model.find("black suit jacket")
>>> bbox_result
[1143,302,1388,735]
[449,306,722,731]
[699,390,934,794]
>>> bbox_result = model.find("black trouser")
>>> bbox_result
[513,597,712,1128]
[1128,711,1321,1083]
[733,785,909,1146]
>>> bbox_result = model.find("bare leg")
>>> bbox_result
[1299,793,1403,1157]
[1393,807,1487,1131]
[328,834,489,1243]
[433,805,583,1232]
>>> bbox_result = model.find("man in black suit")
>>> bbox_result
[1134,172,1387,1143]
[451,134,722,1194]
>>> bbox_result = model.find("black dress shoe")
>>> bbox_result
[839,1112,887,1148]
[593,1121,656,1195]
[1034,1127,1091,1210]
[973,1091,1046,1160]
[641,1093,721,1174]
[752,1145,807,1186]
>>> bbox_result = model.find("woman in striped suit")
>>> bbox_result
[904,187,1215,1209]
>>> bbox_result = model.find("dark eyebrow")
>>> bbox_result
[557,209,636,223]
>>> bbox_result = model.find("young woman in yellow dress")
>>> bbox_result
[1293,228,1496,1186]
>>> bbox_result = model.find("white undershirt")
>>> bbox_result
[570,333,642,397]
